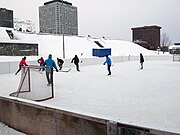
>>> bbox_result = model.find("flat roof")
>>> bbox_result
[174,43,180,45]
[0,8,13,12]
[44,0,72,6]
[131,25,161,30]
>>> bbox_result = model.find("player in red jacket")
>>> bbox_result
[37,57,45,71]
[15,56,28,75]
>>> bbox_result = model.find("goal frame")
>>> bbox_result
[10,65,54,102]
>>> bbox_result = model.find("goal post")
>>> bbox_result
[10,65,54,102]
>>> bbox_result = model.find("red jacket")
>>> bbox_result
[38,58,44,64]
[19,58,28,66]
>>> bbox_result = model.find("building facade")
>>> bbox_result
[39,0,78,35]
[0,8,13,28]
[131,25,161,50]
[0,42,38,56]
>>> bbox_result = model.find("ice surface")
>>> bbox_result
[0,60,180,134]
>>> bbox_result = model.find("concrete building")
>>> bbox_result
[0,8,13,28]
[131,25,161,50]
[39,0,78,35]
[0,41,38,56]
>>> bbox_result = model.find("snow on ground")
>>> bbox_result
[0,123,25,135]
[0,60,180,134]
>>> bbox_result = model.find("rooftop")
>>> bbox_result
[44,0,72,6]
[131,25,161,30]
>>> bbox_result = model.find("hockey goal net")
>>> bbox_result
[173,54,180,62]
[10,66,54,102]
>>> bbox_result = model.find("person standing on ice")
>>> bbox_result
[37,57,45,71]
[15,56,28,75]
[140,53,144,69]
[43,54,58,85]
[103,55,112,75]
[71,55,80,71]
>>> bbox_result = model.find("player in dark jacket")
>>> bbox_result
[71,55,80,71]
[57,58,64,70]
[140,53,144,69]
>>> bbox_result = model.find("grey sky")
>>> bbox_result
[1,0,180,42]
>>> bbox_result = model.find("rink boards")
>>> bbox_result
[0,96,178,135]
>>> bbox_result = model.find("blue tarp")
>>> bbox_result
[92,48,111,57]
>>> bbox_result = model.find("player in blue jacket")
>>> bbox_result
[103,55,112,75]
[43,54,58,85]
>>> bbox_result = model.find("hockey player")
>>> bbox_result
[103,55,112,75]
[140,53,144,69]
[57,58,64,70]
[15,56,28,75]
[37,57,45,71]
[71,55,80,71]
[43,54,58,85]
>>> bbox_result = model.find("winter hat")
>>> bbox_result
[49,54,52,58]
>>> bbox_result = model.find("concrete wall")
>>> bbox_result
[0,96,106,135]
[0,96,177,135]
[0,55,173,74]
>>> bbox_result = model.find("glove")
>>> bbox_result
[56,69,58,72]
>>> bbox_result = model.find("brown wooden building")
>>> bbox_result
[131,25,161,50]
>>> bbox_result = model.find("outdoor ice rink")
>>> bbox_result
[0,60,180,134]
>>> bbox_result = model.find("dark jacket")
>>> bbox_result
[140,54,144,63]
[57,58,64,65]
[71,55,79,65]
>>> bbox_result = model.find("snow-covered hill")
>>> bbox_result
[0,27,158,60]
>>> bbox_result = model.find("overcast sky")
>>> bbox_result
[1,0,180,43]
